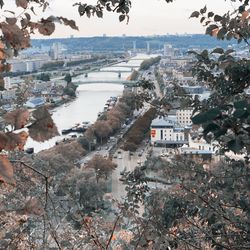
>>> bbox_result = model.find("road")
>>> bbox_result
[111,147,149,201]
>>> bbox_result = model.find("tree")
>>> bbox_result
[37,73,50,82]
[64,73,72,84]
[94,120,112,143]
[87,154,117,181]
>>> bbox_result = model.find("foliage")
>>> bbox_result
[190,1,250,44]
[41,61,64,70]
[189,49,250,154]
[122,107,157,151]
[139,56,161,71]
[36,73,50,82]
[64,73,72,84]
[63,82,77,97]
[87,154,117,181]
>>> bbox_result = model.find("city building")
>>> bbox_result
[133,41,136,53]
[176,108,193,127]
[9,58,48,72]
[3,77,11,90]
[25,97,45,108]
[0,117,5,130]
[151,117,187,147]
[163,43,174,57]
[0,89,16,100]
[146,41,150,54]
[49,43,62,60]
[178,135,215,162]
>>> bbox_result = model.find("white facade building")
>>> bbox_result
[176,109,193,127]
[0,89,16,100]
[189,135,215,152]
[9,58,48,72]
[164,44,174,57]
[151,117,186,146]
[3,77,11,90]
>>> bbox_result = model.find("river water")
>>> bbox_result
[25,54,155,152]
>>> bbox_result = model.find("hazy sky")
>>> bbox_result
[11,0,240,38]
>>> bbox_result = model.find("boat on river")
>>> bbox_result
[62,123,87,134]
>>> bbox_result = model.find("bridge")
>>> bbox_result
[73,80,137,85]
[99,69,133,73]
[108,65,139,68]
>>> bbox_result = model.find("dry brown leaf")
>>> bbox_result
[0,131,28,151]
[4,108,29,130]
[0,154,15,184]
[38,20,55,36]
[0,22,30,49]
[28,106,59,142]
[241,10,249,20]
[6,17,17,25]
[58,16,79,30]
[212,28,219,37]
[15,0,28,9]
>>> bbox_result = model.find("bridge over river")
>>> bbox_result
[73,80,137,85]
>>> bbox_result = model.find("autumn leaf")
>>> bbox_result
[0,131,28,151]
[212,28,219,37]
[0,22,30,49]
[16,0,28,9]
[241,10,249,20]
[38,20,55,36]
[28,106,59,142]
[4,108,30,130]
[58,17,79,30]
[6,17,17,25]
[0,154,15,184]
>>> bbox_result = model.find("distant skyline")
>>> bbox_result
[8,0,238,38]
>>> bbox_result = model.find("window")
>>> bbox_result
[160,130,163,140]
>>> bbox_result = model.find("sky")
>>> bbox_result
[8,0,239,38]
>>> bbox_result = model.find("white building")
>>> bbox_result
[178,135,215,161]
[164,43,174,57]
[176,109,193,127]
[49,43,62,60]
[0,89,16,100]
[151,117,187,146]
[3,77,11,90]
[9,58,48,72]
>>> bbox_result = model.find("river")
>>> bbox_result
[25,54,156,152]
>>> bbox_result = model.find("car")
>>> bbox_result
[117,150,122,154]
[129,152,134,156]
[138,152,142,157]
[118,154,122,159]
[105,146,109,150]
[113,155,117,159]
